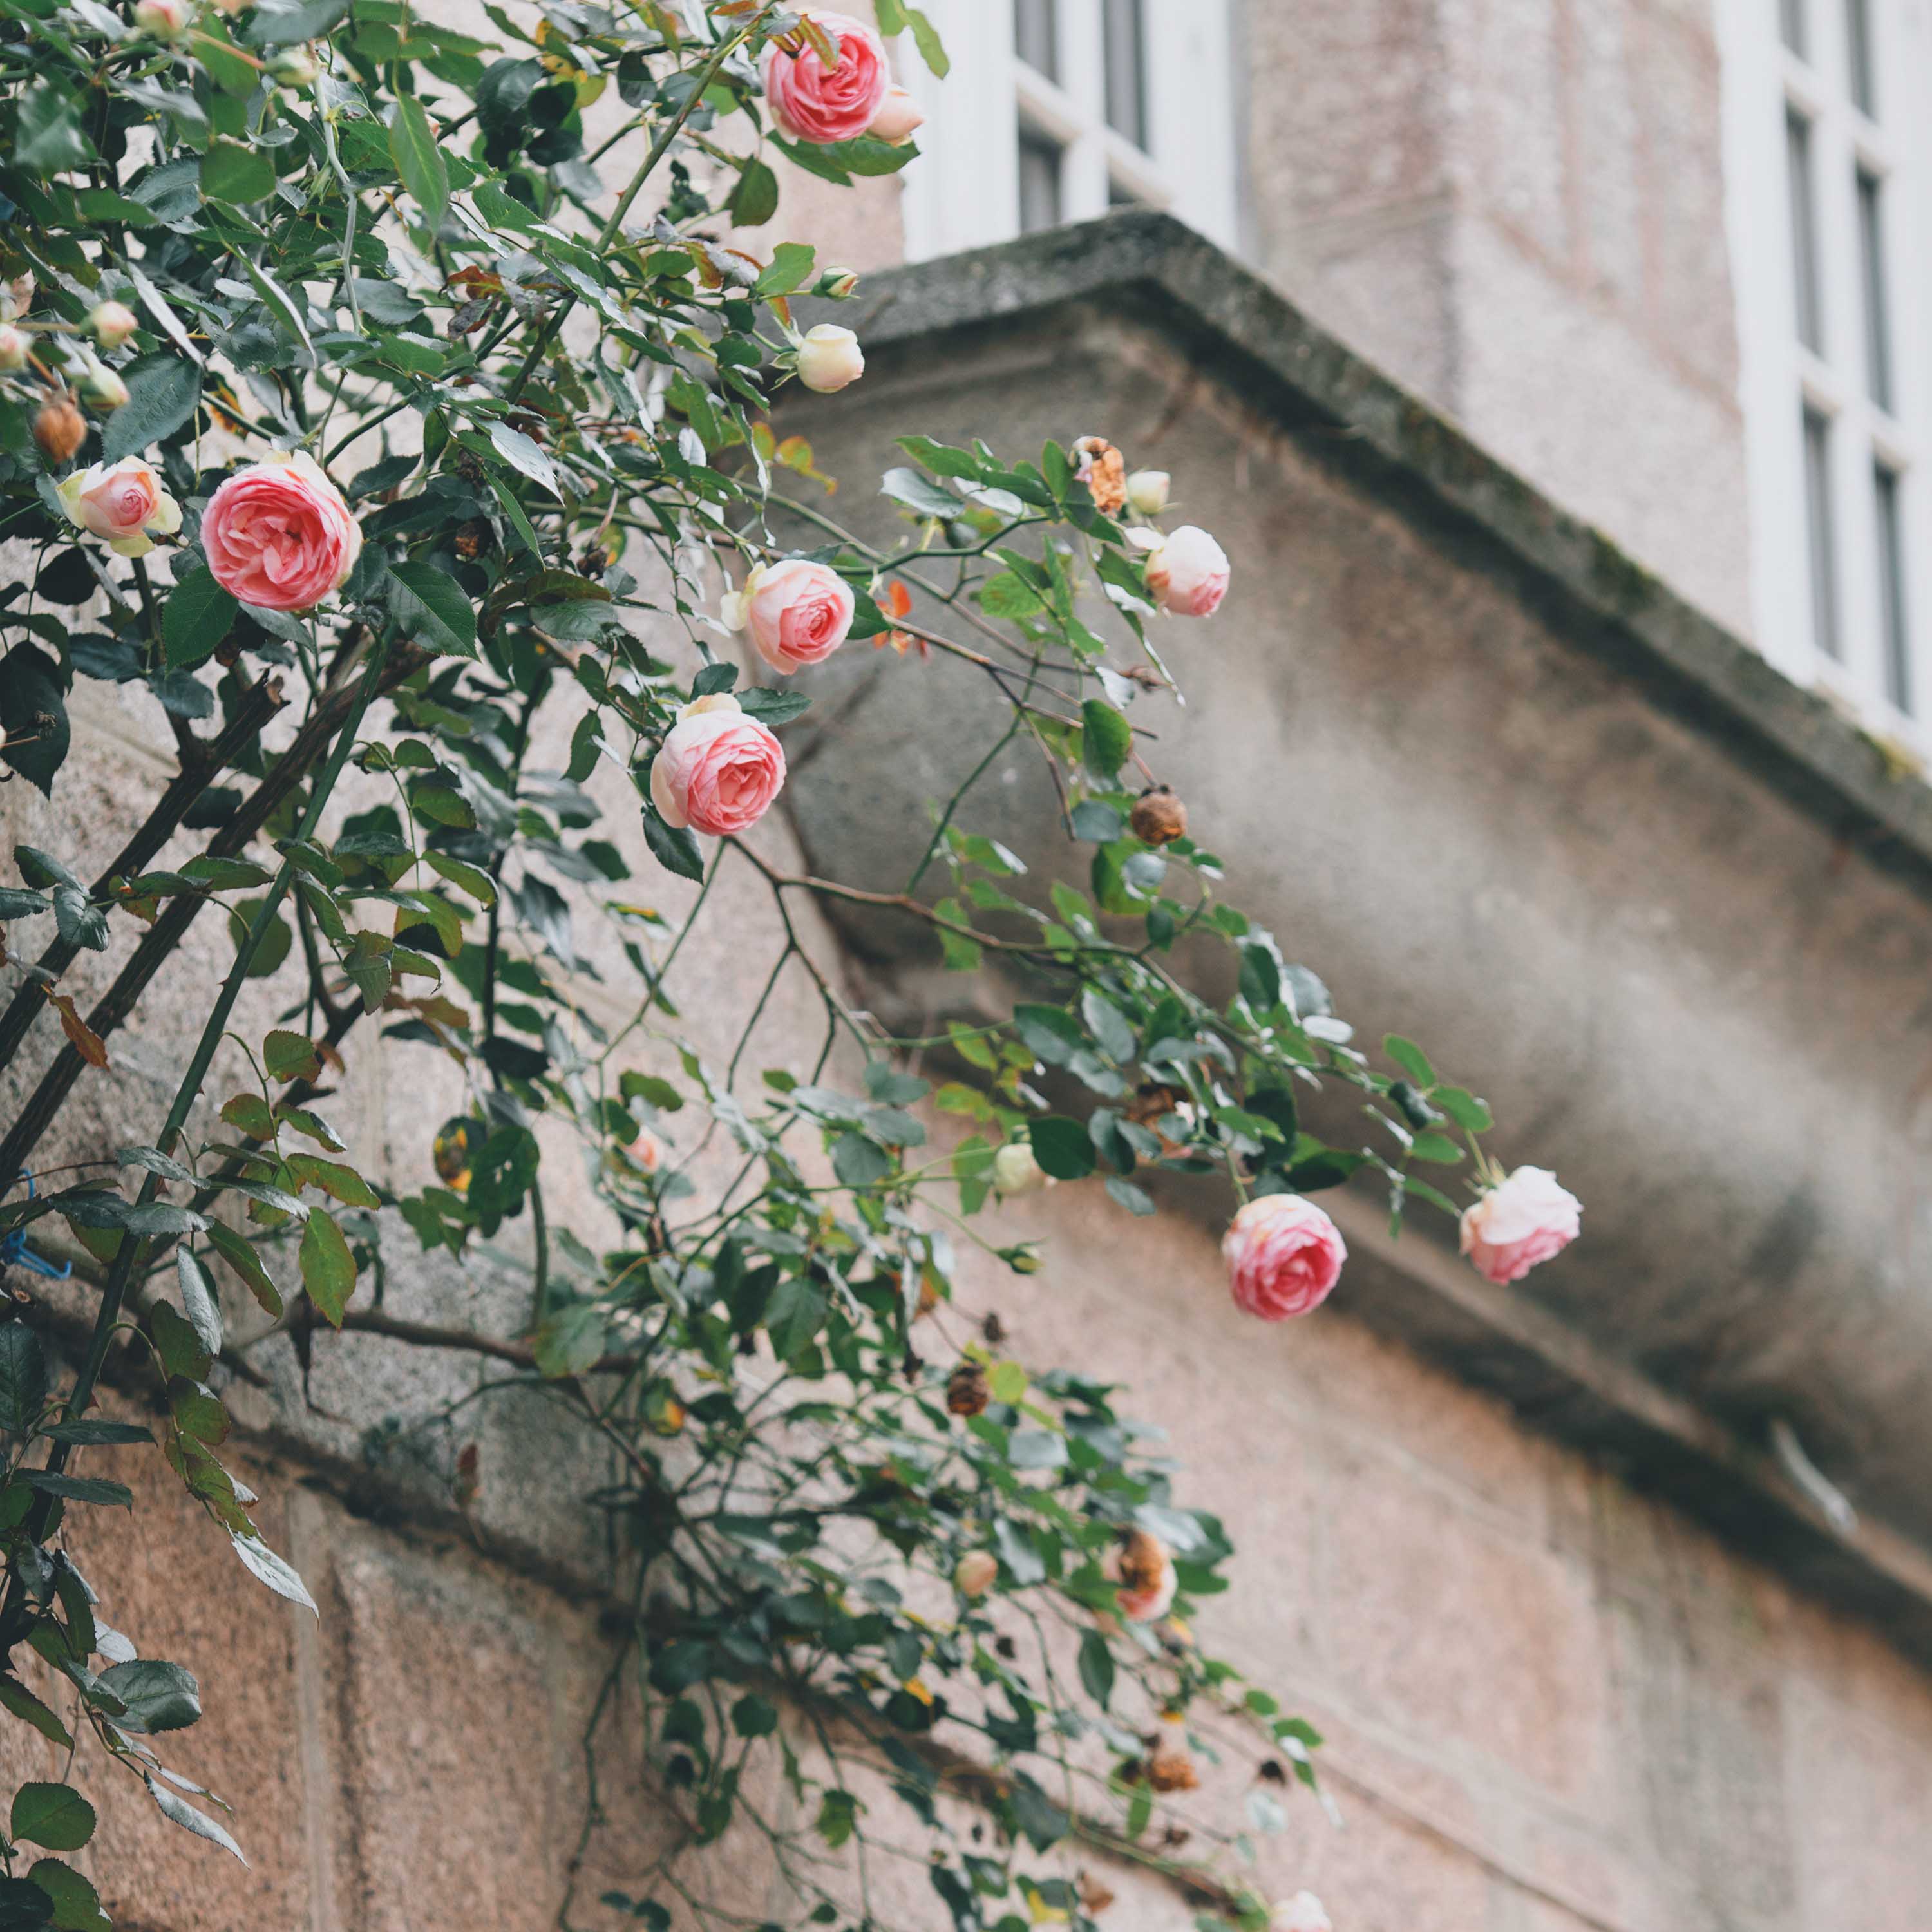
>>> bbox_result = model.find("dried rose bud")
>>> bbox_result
[1144,1738,1200,1794]
[946,1361,989,1417]
[453,520,489,561]
[1072,435,1128,515]
[1130,784,1188,847]
[1117,1528,1168,1595]
[32,397,86,464]
[1077,1873,1116,1917]
[1126,1083,1184,1128]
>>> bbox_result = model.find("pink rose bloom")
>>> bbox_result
[735,559,855,674]
[1137,524,1231,617]
[1271,1895,1332,1932]
[1459,1166,1581,1285]
[1222,1194,1347,1320]
[202,450,361,611]
[1115,1551,1177,1624]
[650,694,788,838]
[762,10,890,145]
[869,84,925,145]
[57,457,182,560]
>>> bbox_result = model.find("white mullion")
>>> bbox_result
[1144,0,1238,247]
[1055,0,1110,222]
[898,0,1021,260]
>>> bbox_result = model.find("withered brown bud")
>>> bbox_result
[1130,784,1188,848]
[453,448,486,484]
[32,396,86,465]
[946,1361,990,1417]
[1077,1873,1115,1917]
[1117,1528,1169,1595]
[1144,1739,1200,1794]
[453,520,490,561]
[1071,435,1128,515]
[981,1311,1007,1345]
[1126,1083,1184,1128]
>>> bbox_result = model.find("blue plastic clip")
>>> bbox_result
[0,1173,73,1282]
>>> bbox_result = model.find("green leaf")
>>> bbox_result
[388,560,477,657]
[97,1660,200,1734]
[0,646,69,797]
[263,1029,322,1083]
[243,0,346,41]
[144,1777,245,1864]
[905,6,949,75]
[26,1859,108,1932]
[729,158,780,227]
[1434,1086,1493,1133]
[101,357,200,464]
[10,1786,94,1854]
[1384,1034,1436,1088]
[1028,1116,1096,1180]
[0,1678,72,1750]
[1081,699,1133,778]
[299,1211,357,1326]
[162,569,238,669]
[287,1155,380,1208]
[0,1326,50,1435]
[1239,942,1281,1012]
[880,466,962,520]
[176,1249,223,1358]
[641,799,705,882]
[230,1534,317,1614]
[532,1304,607,1379]
[16,81,93,172]
[387,94,449,232]
[1077,1627,1114,1709]
[489,422,560,496]
[199,138,277,205]
[832,1134,892,1189]
[736,688,811,726]
[978,572,1045,620]
[732,1692,779,1738]
[204,1222,283,1318]
[755,242,817,297]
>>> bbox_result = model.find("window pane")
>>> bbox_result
[1108,178,1141,209]
[1857,169,1893,412]
[1781,0,1806,55]
[1014,0,1058,80]
[1847,0,1877,115]
[1101,0,1148,149]
[1877,465,1911,712]
[1803,406,1841,659]
[1786,109,1823,353]
[1018,126,1064,233]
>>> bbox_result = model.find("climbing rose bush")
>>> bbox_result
[0,5,1582,1930]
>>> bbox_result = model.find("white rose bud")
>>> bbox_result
[1125,469,1171,517]
[269,44,321,84]
[87,301,139,351]
[867,84,926,146]
[133,0,191,35]
[0,274,33,323]
[1270,1895,1331,1932]
[954,1551,999,1598]
[0,326,28,375]
[77,359,129,412]
[993,1141,1052,1198]
[813,268,861,300]
[795,323,865,393]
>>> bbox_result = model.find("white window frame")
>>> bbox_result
[1719,0,1932,739]
[898,0,1238,265]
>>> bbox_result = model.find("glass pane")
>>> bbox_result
[1786,109,1823,354]
[1803,406,1841,659]
[1108,178,1141,209]
[1847,0,1877,115]
[1781,0,1806,55]
[1014,0,1058,81]
[1877,465,1911,712]
[1858,167,1893,412]
[1102,0,1148,149]
[1018,127,1063,234]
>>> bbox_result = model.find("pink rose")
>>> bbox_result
[869,84,925,145]
[1222,1194,1346,1320]
[650,694,788,838]
[1137,524,1230,618]
[57,457,182,560]
[1115,1551,1177,1624]
[1459,1166,1580,1285]
[202,450,361,611]
[762,10,891,145]
[1271,1895,1332,1932]
[735,559,855,674]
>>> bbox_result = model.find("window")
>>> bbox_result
[1721,0,1932,734]
[897,0,1238,264]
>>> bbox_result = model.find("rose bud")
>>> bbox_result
[1134,523,1230,618]
[954,1551,998,1598]
[1072,435,1128,515]
[813,267,861,300]
[57,456,182,558]
[1113,1536,1177,1623]
[133,0,190,35]
[1459,1166,1581,1285]
[1117,1528,1168,1595]
[649,693,787,838]
[1144,1734,1199,1793]
[992,1140,1051,1197]
[795,323,865,393]
[202,450,362,611]
[87,302,140,351]
[868,84,925,146]
[1271,1895,1332,1932]
[1222,1194,1347,1320]
[269,44,321,84]
[0,273,32,323]
[728,558,856,675]
[1126,469,1171,516]
[77,360,129,412]
[33,398,86,464]
[0,326,27,374]
[1130,784,1188,846]
[945,1361,990,1417]
[762,8,890,146]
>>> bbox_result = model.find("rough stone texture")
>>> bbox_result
[1238,0,1754,637]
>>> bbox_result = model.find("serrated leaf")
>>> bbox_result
[229,1535,316,1613]
[388,560,477,657]
[204,1222,283,1318]
[387,94,449,232]
[10,1786,93,1853]
[176,1250,222,1358]
[162,569,237,670]
[100,358,200,464]
[99,1660,200,1734]
[298,1211,357,1325]
[145,1777,246,1865]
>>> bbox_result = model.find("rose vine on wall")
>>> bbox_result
[0,5,1583,1928]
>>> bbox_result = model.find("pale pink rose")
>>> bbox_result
[741,559,855,674]
[796,323,864,393]
[88,301,139,350]
[1139,524,1230,617]
[1222,1194,1346,1320]
[57,457,182,559]
[762,10,891,144]
[133,0,190,35]
[868,84,925,145]
[634,1128,665,1174]
[954,1551,998,1597]
[0,325,27,374]
[202,450,361,611]
[1115,1549,1177,1624]
[1459,1166,1581,1285]
[650,694,787,838]
[1271,1894,1332,1932]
